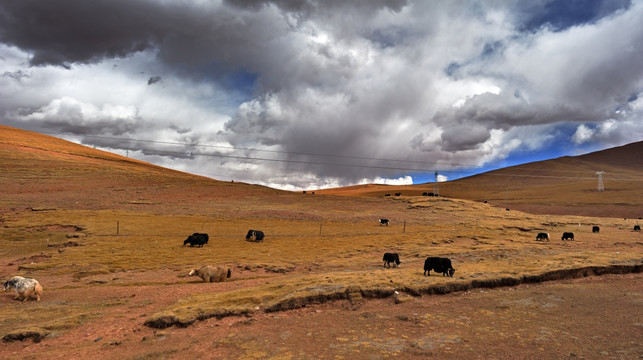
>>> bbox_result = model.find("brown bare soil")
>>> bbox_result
[1,125,642,359]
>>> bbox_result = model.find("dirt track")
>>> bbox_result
[2,272,641,359]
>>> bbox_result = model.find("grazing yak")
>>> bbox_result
[394,193,402,196]
[188,265,231,283]
[634,225,641,232]
[184,233,208,247]
[424,257,455,277]
[382,252,401,268]
[245,230,265,242]
[536,232,550,241]
[562,232,575,241]
[592,226,600,233]
[379,218,389,226]
[3,276,43,302]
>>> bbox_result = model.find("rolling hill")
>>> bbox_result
[1,124,641,218]
[0,125,287,214]
[318,141,643,218]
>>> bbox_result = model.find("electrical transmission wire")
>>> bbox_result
[43,131,643,182]
[41,131,484,169]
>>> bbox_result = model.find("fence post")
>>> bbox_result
[319,221,322,236]
[117,221,120,235]
[403,221,406,234]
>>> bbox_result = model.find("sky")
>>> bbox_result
[1,0,642,190]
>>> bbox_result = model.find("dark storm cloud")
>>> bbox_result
[0,0,167,67]
[223,0,407,14]
[0,0,405,73]
[1,0,642,189]
[147,76,161,85]
[0,0,281,76]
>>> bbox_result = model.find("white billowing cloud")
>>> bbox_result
[572,124,596,144]
[364,176,413,186]
[1,1,642,190]
[2,47,238,154]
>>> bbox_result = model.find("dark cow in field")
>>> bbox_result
[592,226,600,233]
[424,257,455,277]
[382,252,401,268]
[394,193,402,196]
[536,232,550,241]
[184,233,208,247]
[194,233,209,244]
[635,225,641,232]
[379,218,389,226]
[561,232,575,241]
[245,230,265,242]
[384,194,391,197]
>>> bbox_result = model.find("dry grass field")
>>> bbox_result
[1,125,642,359]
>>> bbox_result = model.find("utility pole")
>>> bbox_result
[434,171,440,196]
[596,171,605,191]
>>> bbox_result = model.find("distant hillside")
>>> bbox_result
[0,125,285,213]
[318,141,643,219]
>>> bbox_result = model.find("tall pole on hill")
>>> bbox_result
[434,171,439,196]
[596,171,605,191]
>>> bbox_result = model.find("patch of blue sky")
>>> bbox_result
[519,0,631,32]
[221,69,257,100]
[408,122,603,184]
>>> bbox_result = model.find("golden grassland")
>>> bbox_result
[2,196,641,339]
[0,125,642,355]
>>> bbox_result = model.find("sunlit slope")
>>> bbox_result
[0,125,285,212]
[318,141,643,218]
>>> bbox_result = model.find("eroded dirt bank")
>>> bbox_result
[2,273,641,359]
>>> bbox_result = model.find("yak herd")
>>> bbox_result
[3,221,641,302]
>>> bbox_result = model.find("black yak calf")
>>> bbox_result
[382,252,401,268]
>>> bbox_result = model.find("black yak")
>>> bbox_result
[424,257,455,277]
[382,252,401,268]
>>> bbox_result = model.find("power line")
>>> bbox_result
[131,148,643,182]
[42,131,643,182]
[138,148,449,173]
[41,131,486,168]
